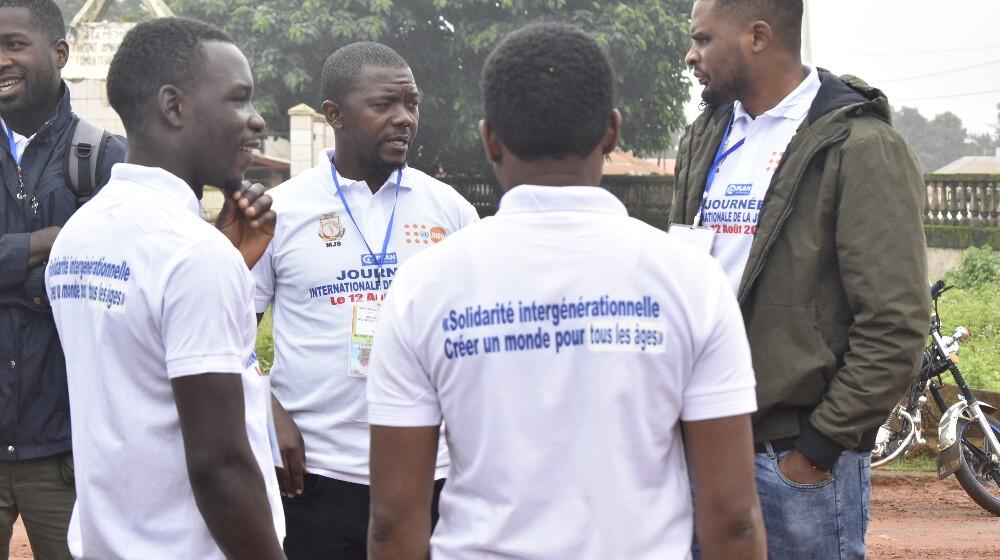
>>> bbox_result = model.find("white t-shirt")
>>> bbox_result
[700,66,821,292]
[368,185,757,559]
[46,164,284,559]
[252,149,479,484]
[1,117,32,161]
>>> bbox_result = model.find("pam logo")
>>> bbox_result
[361,252,398,267]
[725,183,753,197]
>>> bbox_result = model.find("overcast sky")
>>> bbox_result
[683,0,1000,134]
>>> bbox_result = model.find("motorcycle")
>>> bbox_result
[871,280,1000,516]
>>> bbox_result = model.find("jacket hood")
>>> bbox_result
[807,70,892,125]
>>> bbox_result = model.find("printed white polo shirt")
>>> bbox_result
[368,185,757,559]
[252,149,479,484]
[700,66,821,292]
[46,164,284,559]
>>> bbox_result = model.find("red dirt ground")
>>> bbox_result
[8,471,999,558]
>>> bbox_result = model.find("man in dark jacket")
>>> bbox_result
[671,1,929,558]
[0,1,125,557]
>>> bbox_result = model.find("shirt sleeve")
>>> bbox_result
[250,240,276,314]
[161,239,252,379]
[681,264,758,422]
[457,196,480,228]
[367,269,442,427]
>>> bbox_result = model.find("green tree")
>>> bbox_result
[163,0,692,175]
[893,106,990,172]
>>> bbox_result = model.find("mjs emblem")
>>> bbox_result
[319,213,346,247]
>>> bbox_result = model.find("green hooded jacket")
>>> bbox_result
[670,71,931,469]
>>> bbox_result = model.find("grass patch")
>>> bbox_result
[881,450,937,473]
[935,283,1000,392]
[256,308,274,372]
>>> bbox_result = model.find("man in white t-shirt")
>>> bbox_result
[366,23,766,560]
[45,19,284,559]
[252,42,478,559]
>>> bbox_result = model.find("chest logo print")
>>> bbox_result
[766,151,785,173]
[319,212,346,247]
[404,223,448,245]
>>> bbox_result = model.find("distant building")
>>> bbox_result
[63,0,288,188]
[935,149,1000,174]
[602,149,668,176]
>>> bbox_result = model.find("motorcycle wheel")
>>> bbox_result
[954,416,1000,516]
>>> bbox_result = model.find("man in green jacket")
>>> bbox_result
[672,1,929,558]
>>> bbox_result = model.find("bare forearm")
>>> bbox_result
[189,456,284,560]
[28,227,60,269]
[368,508,431,560]
[695,503,766,560]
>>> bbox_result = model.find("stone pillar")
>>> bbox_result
[289,104,317,177]
[288,103,336,177]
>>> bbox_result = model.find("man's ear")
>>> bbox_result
[321,100,343,129]
[749,20,773,53]
[479,119,503,166]
[54,39,69,69]
[600,109,622,156]
[158,85,184,129]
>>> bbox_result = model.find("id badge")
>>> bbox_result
[668,223,716,254]
[348,303,381,378]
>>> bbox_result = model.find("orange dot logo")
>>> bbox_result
[430,226,447,243]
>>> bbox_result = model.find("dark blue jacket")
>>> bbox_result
[0,84,126,460]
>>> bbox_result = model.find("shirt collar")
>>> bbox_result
[1,118,36,157]
[109,163,202,216]
[322,148,413,192]
[733,65,821,123]
[497,185,628,216]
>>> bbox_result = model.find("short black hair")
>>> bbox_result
[106,17,233,132]
[0,0,65,41]
[714,0,803,51]
[320,42,408,103]
[481,22,614,161]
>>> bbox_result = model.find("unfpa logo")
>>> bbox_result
[404,223,448,245]
[725,183,753,197]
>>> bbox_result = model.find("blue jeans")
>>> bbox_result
[756,443,871,560]
[692,444,871,560]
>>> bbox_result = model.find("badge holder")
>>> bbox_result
[668,223,716,253]
[348,303,381,378]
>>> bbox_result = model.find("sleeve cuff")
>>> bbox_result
[795,420,847,471]
[166,352,244,379]
[24,266,47,301]
[0,233,30,288]
[368,402,442,427]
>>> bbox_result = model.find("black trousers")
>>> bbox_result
[282,474,445,560]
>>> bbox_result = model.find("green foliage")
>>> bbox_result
[945,246,1000,288]
[256,309,274,373]
[937,281,1000,392]
[164,0,692,175]
[892,106,986,172]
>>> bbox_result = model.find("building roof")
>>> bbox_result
[936,156,1000,174]
[603,149,668,176]
[252,152,290,171]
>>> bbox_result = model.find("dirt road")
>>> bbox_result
[868,471,999,558]
[8,471,998,558]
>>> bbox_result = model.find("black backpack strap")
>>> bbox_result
[65,116,110,207]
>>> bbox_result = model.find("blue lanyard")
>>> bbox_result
[695,113,745,225]
[4,123,20,166]
[330,160,402,269]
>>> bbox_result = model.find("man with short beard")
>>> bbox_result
[251,42,478,559]
[0,2,125,557]
[670,1,929,558]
